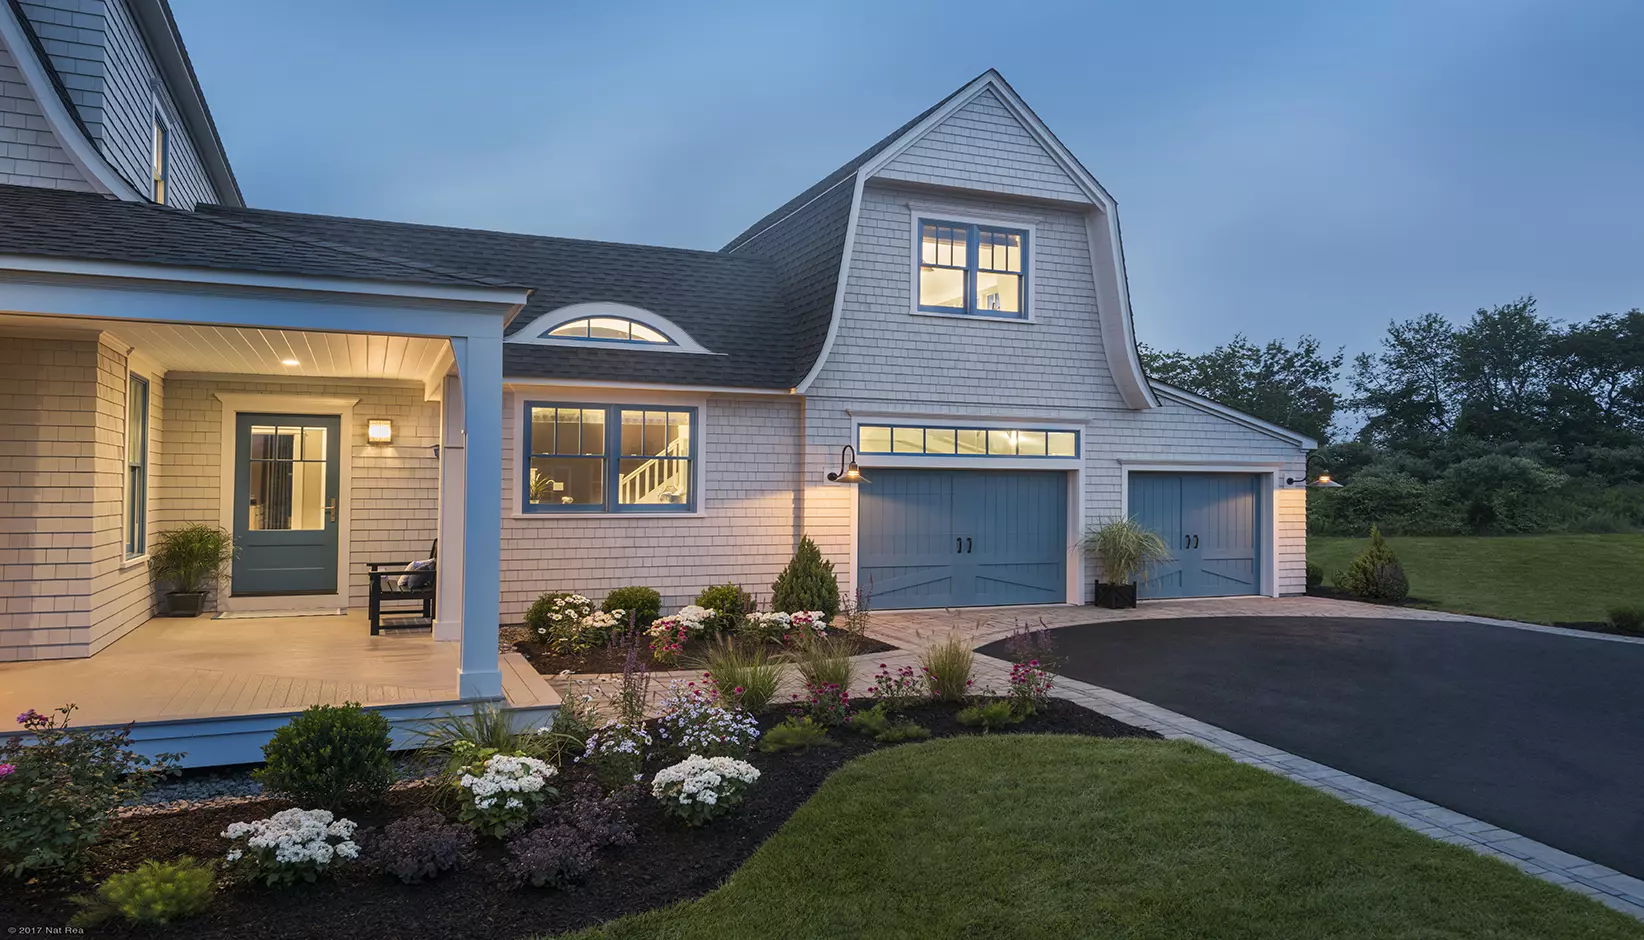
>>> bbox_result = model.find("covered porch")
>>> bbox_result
[0,248,542,764]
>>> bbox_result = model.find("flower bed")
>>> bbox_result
[0,699,1152,940]
[514,624,897,676]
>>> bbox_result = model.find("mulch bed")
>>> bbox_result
[516,631,898,676]
[1,699,1153,940]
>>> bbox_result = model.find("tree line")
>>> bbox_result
[1139,297,1644,537]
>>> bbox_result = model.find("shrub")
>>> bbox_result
[542,780,639,850]
[957,699,1022,733]
[578,723,653,789]
[740,610,829,646]
[695,583,755,633]
[369,809,474,884]
[650,755,760,826]
[795,633,855,690]
[758,716,835,753]
[70,857,215,927]
[506,823,597,889]
[525,592,624,654]
[0,705,177,877]
[647,605,717,664]
[867,662,925,713]
[919,634,976,703]
[1306,562,1324,588]
[222,808,360,887]
[253,702,392,811]
[603,587,661,628]
[1334,525,1411,603]
[1006,660,1054,717]
[794,681,851,727]
[697,638,786,712]
[1609,605,1644,635]
[849,703,930,743]
[453,753,560,838]
[771,536,840,618]
[653,682,761,759]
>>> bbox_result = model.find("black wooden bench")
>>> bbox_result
[366,540,436,635]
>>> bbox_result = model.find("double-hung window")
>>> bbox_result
[125,374,149,557]
[524,403,695,512]
[916,218,1027,318]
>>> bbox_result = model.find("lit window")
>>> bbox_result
[544,317,674,344]
[857,423,1076,458]
[125,374,149,556]
[917,219,1027,318]
[525,403,695,512]
[151,111,169,205]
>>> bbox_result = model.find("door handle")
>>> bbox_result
[1184,534,1190,550]
[1191,534,1199,550]
[966,537,973,554]
[326,497,338,524]
[957,537,963,554]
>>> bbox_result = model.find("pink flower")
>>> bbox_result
[16,709,40,725]
[0,763,14,777]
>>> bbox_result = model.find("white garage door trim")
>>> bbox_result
[1119,461,1284,598]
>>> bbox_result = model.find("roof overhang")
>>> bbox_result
[1150,380,1319,450]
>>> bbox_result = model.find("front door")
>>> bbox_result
[232,413,341,596]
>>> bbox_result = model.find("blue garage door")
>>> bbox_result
[859,469,1067,610]
[1128,473,1262,599]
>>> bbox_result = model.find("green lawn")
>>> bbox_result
[1310,533,1644,624]
[566,737,1643,940]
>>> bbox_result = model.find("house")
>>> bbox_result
[0,1,1314,763]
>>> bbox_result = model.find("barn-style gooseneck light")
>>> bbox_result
[827,445,867,484]
[1287,454,1342,487]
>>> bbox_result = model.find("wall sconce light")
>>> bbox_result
[826,445,867,484]
[367,419,393,444]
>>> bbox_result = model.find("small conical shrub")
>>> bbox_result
[1335,525,1409,602]
[771,536,840,618]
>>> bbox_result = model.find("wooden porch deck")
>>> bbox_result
[0,611,557,728]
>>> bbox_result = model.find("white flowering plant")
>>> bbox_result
[650,754,760,826]
[646,605,718,663]
[654,681,761,759]
[525,592,626,654]
[222,808,360,886]
[740,610,828,646]
[577,723,653,789]
[453,751,559,838]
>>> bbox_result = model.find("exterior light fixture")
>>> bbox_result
[367,419,393,444]
[1287,454,1342,487]
[826,444,867,484]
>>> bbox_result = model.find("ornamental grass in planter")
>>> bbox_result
[1081,517,1172,608]
[149,523,235,617]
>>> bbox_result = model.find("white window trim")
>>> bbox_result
[505,302,719,355]
[121,370,151,564]
[906,205,1038,323]
[507,386,710,519]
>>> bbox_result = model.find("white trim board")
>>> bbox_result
[213,392,358,612]
[506,302,718,356]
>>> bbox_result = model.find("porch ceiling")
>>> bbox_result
[0,312,449,382]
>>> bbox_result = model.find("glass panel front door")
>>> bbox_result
[232,413,342,596]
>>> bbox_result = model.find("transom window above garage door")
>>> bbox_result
[857,424,1078,458]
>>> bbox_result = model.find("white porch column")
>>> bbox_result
[451,334,505,700]
[433,372,466,642]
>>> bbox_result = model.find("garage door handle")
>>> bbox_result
[957,537,963,554]
[1192,535,1199,549]
[966,537,973,554]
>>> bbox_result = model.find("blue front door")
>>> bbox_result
[859,469,1067,609]
[232,413,342,596]
[1128,472,1262,599]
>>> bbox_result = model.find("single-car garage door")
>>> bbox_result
[859,469,1067,610]
[1128,472,1262,599]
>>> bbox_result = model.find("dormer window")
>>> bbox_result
[547,317,673,345]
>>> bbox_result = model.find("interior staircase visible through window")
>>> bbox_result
[618,435,689,505]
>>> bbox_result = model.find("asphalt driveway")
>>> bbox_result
[980,616,1644,878]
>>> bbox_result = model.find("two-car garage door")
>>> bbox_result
[858,469,1066,610]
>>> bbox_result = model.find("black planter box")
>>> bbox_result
[166,591,207,617]
[1092,581,1138,609]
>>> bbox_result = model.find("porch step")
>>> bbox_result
[501,651,561,710]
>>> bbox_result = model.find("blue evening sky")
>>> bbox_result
[171,0,1643,358]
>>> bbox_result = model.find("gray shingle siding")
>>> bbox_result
[877,88,1091,204]
[0,39,94,189]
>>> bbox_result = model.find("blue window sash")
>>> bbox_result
[522,401,698,513]
[916,218,1028,318]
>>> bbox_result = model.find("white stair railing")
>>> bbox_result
[618,436,689,504]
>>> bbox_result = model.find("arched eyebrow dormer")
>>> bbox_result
[506,303,714,355]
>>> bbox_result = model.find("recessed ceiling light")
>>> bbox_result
[281,358,300,366]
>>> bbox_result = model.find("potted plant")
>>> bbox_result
[1080,517,1171,609]
[150,523,236,617]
